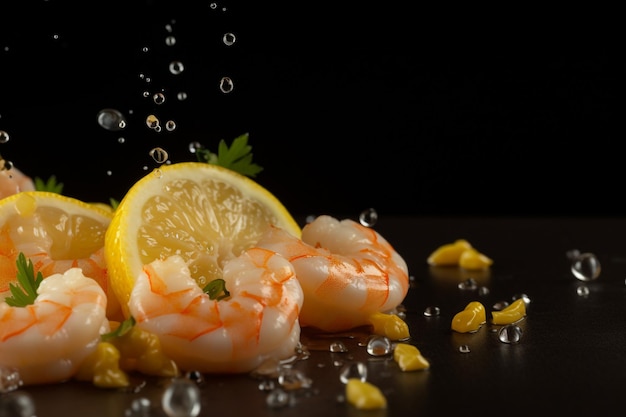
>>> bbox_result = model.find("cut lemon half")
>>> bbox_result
[0,191,118,317]
[104,162,301,317]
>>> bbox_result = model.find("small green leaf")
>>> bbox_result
[101,316,136,342]
[195,133,263,177]
[109,197,120,210]
[34,175,64,194]
[202,278,230,301]
[5,253,44,307]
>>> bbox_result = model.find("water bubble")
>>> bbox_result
[165,36,176,46]
[458,345,471,353]
[223,32,236,46]
[0,130,9,143]
[177,91,188,101]
[0,391,36,417]
[125,397,151,417]
[577,285,590,297]
[149,147,169,164]
[571,252,601,281]
[478,286,490,296]
[358,207,378,227]
[153,93,166,105]
[142,46,149,53]
[329,341,348,353]
[118,137,125,144]
[423,306,441,317]
[169,61,185,75]
[146,114,160,129]
[366,335,392,356]
[498,324,523,344]
[165,120,177,131]
[339,362,367,383]
[458,278,478,290]
[161,378,201,417]
[188,141,203,154]
[219,76,234,93]
[97,108,127,131]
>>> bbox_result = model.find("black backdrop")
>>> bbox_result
[1,2,622,217]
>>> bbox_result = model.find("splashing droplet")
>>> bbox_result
[571,252,601,281]
[97,108,126,131]
[359,207,378,227]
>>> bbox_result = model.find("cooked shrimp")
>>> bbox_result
[128,248,304,373]
[0,268,109,385]
[0,165,35,200]
[256,215,409,333]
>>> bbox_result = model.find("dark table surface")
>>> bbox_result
[5,215,626,416]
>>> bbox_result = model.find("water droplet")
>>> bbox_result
[153,92,166,105]
[458,345,471,353]
[329,341,348,353]
[266,388,290,408]
[142,46,149,53]
[339,362,367,383]
[0,366,23,393]
[512,293,531,306]
[184,370,205,387]
[165,35,176,46]
[478,286,490,296]
[97,108,126,131]
[258,379,275,391]
[0,159,13,172]
[366,335,392,356]
[117,137,125,144]
[149,147,168,164]
[165,120,177,131]
[492,301,509,311]
[278,368,311,390]
[161,378,201,417]
[0,130,9,143]
[498,324,523,344]
[458,278,478,290]
[188,141,203,154]
[177,91,188,101]
[566,249,581,260]
[571,252,601,281]
[219,76,234,93]
[358,207,378,227]
[577,285,590,297]
[423,306,441,317]
[223,32,236,46]
[126,397,151,417]
[169,61,185,75]
[146,114,160,129]
[0,391,36,417]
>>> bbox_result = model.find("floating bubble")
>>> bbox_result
[149,147,168,164]
[153,93,166,105]
[177,91,188,101]
[359,207,378,227]
[219,76,234,93]
[165,120,176,131]
[0,130,9,143]
[97,108,126,131]
[161,378,201,417]
[498,324,522,344]
[571,252,601,281]
[169,61,185,75]
[223,32,236,46]
[577,285,590,297]
[165,36,176,46]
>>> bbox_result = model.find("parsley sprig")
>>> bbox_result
[195,133,263,177]
[5,253,44,307]
[203,278,230,301]
[34,175,64,194]
[101,316,136,342]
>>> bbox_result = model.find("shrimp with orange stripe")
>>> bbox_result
[0,266,109,385]
[256,214,409,333]
[128,247,304,373]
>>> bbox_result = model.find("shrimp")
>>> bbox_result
[128,248,304,374]
[0,268,109,385]
[0,165,35,200]
[256,215,409,333]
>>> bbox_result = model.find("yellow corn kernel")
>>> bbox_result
[427,239,472,266]
[393,343,430,371]
[345,378,387,410]
[451,301,486,333]
[458,248,493,270]
[368,312,410,341]
[74,342,130,388]
[491,298,526,325]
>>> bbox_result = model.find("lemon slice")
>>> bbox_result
[104,162,301,317]
[0,191,116,315]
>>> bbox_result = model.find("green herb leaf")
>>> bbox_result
[5,253,44,307]
[195,133,263,177]
[34,175,64,194]
[109,197,120,210]
[202,278,230,301]
[101,316,136,342]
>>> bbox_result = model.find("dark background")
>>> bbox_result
[1,2,622,217]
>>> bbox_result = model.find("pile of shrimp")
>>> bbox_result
[0,163,410,383]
